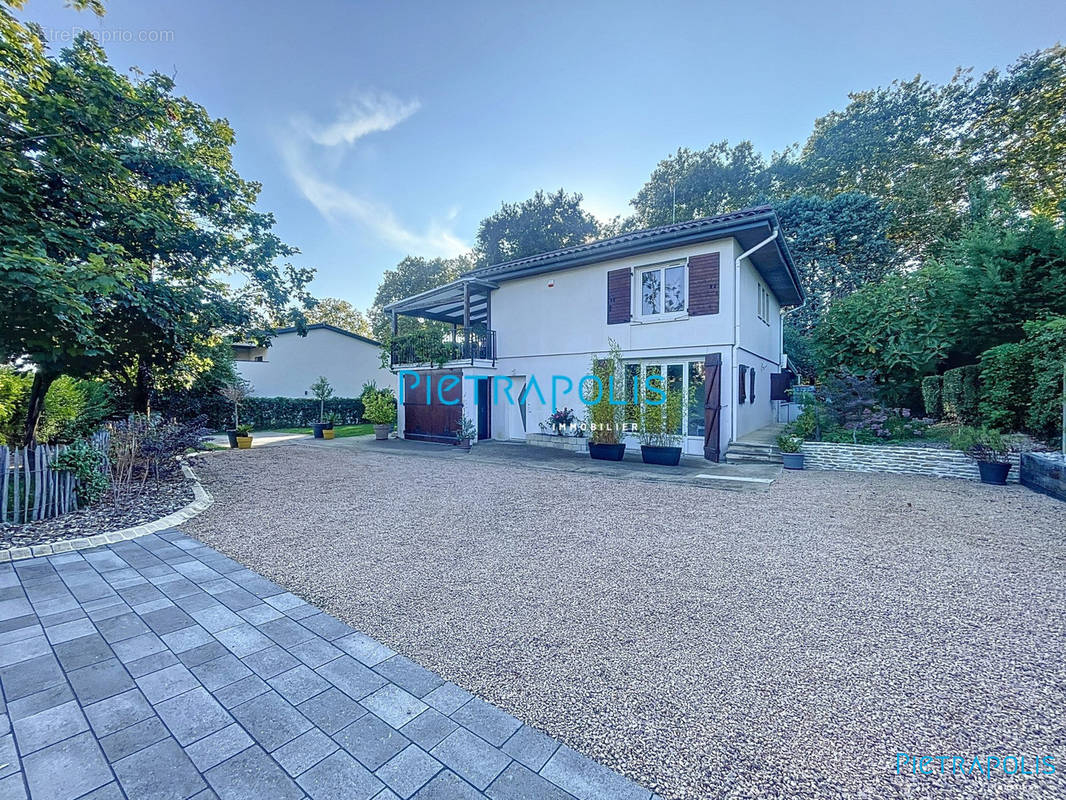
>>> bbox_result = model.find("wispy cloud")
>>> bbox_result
[295,92,422,148]
[282,92,466,258]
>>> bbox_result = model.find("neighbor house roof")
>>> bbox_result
[269,323,381,346]
[464,204,804,306]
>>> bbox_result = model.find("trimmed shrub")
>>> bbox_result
[978,343,1028,431]
[1021,316,1066,437]
[159,395,365,430]
[941,365,981,424]
[920,375,942,418]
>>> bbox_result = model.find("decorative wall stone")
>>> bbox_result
[526,433,588,453]
[801,442,1021,483]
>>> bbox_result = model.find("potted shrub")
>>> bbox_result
[585,339,626,461]
[364,389,397,440]
[637,384,685,466]
[309,376,335,439]
[455,416,477,450]
[777,433,804,469]
[951,426,1012,484]
[220,378,253,449]
[322,412,338,439]
[235,424,253,449]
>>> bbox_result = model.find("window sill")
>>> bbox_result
[631,313,689,325]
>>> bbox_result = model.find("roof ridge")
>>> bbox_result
[464,204,774,278]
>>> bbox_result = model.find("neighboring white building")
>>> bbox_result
[384,206,804,460]
[232,324,392,399]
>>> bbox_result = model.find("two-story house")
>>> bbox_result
[384,205,803,461]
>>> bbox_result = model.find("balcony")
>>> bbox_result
[390,327,496,368]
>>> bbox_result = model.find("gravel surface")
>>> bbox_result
[1,475,193,550]
[184,445,1066,800]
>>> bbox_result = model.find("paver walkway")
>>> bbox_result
[0,530,652,800]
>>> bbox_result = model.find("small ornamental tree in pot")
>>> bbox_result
[777,433,804,470]
[950,426,1012,485]
[309,376,335,438]
[364,389,397,440]
[585,339,626,461]
[455,415,477,450]
[637,380,685,466]
[220,378,253,449]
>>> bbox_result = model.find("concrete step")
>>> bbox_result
[724,453,783,465]
[724,441,782,465]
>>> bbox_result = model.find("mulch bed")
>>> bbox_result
[0,474,194,551]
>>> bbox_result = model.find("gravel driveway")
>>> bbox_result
[184,444,1066,799]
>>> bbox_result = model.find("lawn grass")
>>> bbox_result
[273,424,374,438]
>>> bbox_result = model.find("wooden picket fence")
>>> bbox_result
[0,431,110,525]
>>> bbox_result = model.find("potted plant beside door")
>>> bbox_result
[586,339,627,461]
[777,433,804,470]
[364,388,397,440]
[638,381,685,466]
[455,416,477,450]
[309,376,334,439]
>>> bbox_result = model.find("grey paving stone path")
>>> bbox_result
[0,530,653,800]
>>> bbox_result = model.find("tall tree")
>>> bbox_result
[368,254,469,340]
[305,298,373,337]
[776,193,899,331]
[0,10,313,443]
[474,189,600,267]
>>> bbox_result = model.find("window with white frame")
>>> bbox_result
[638,263,686,317]
[757,282,771,324]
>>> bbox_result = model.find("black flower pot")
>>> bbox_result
[977,461,1011,485]
[312,422,328,439]
[640,445,682,466]
[589,442,626,461]
[226,429,238,449]
[781,452,805,470]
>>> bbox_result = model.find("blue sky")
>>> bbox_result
[22,0,1066,309]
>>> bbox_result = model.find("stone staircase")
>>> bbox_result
[724,423,787,465]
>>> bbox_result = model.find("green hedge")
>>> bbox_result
[920,375,942,418]
[160,394,365,430]
[941,365,981,424]
[978,343,1028,431]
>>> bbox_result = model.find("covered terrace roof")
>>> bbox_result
[383,277,497,325]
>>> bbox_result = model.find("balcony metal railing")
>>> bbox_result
[390,327,496,368]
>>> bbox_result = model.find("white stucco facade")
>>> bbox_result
[235,325,392,399]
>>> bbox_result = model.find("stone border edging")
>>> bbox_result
[0,458,214,563]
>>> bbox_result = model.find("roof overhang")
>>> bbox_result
[383,278,498,325]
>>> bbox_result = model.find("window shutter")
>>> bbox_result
[749,367,756,403]
[607,268,631,324]
[687,252,720,316]
[738,365,747,404]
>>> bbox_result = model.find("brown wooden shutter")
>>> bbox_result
[606,268,631,324]
[738,365,747,404]
[749,367,756,403]
[687,252,720,316]
[703,353,722,461]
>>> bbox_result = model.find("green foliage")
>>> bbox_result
[0,12,314,442]
[949,425,1008,461]
[584,339,624,445]
[0,370,112,446]
[1021,316,1066,436]
[369,255,468,340]
[977,343,1028,431]
[51,438,109,506]
[776,434,802,453]
[475,189,601,268]
[637,383,684,448]
[309,376,334,421]
[455,416,477,442]
[941,365,981,424]
[774,193,900,331]
[362,389,396,426]
[0,367,30,445]
[235,424,252,437]
[921,375,943,418]
[304,298,374,338]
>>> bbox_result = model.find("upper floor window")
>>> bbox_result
[638,264,686,317]
[757,283,771,324]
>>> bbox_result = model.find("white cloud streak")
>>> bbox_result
[282,92,466,258]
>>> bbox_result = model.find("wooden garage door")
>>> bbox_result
[402,369,462,443]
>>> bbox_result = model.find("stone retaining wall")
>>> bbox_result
[1020,453,1066,500]
[526,433,588,453]
[801,442,1020,483]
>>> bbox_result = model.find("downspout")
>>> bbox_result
[730,227,779,446]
